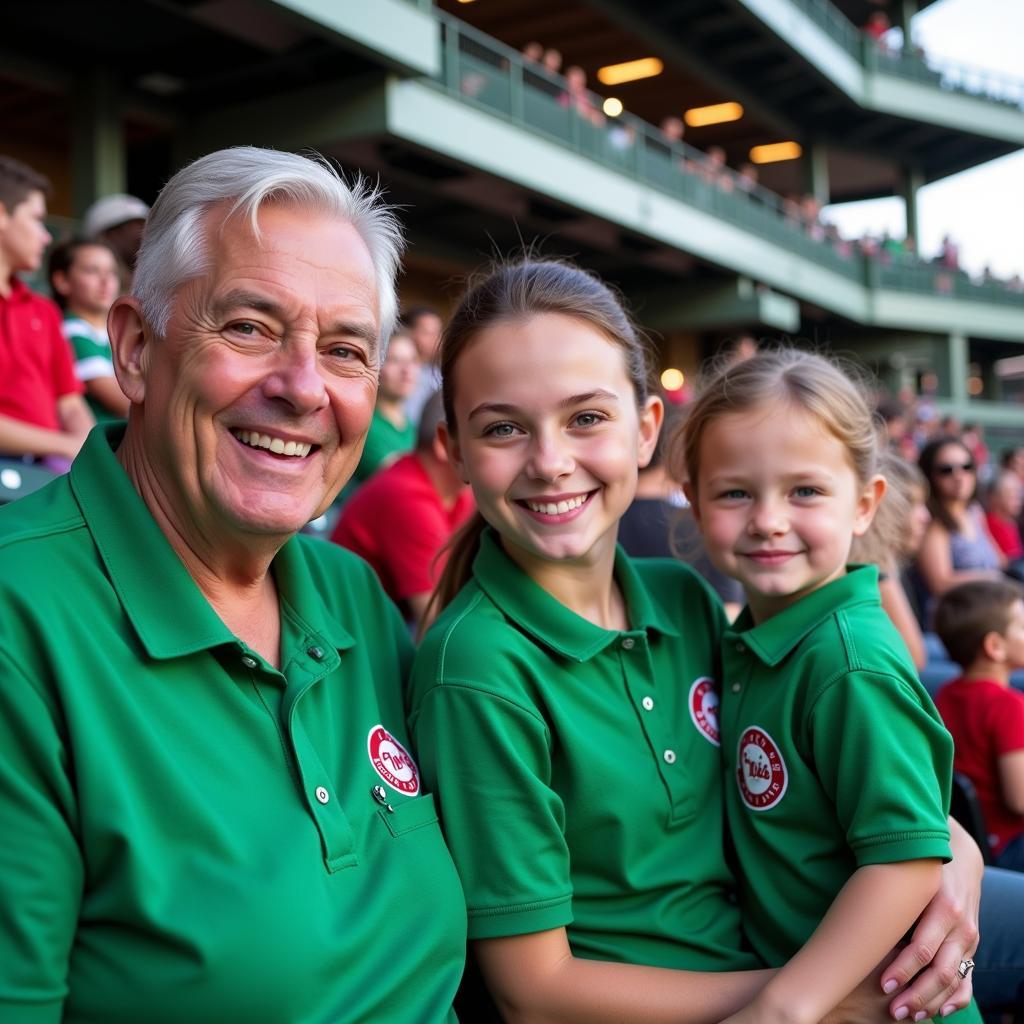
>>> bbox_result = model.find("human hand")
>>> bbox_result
[880,837,981,1020]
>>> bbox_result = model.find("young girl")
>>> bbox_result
[677,349,980,1024]
[408,261,979,1023]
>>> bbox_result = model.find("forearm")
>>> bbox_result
[476,932,773,1024]
[86,376,130,418]
[57,394,95,438]
[0,414,78,459]
[747,861,943,1024]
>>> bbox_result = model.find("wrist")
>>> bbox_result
[747,988,818,1024]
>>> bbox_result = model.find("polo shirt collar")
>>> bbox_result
[2,277,30,304]
[472,527,680,662]
[70,425,354,659]
[726,565,880,667]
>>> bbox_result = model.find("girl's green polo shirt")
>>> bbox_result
[0,427,466,1024]
[409,528,760,973]
[720,566,980,1024]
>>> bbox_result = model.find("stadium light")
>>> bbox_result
[684,102,744,127]
[603,97,624,117]
[597,58,664,86]
[661,368,685,391]
[749,141,803,164]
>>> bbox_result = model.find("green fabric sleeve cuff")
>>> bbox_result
[851,833,952,866]
[467,894,573,940]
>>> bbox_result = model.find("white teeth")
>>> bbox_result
[232,429,312,458]
[526,494,587,514]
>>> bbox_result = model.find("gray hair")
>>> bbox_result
[132,147,403,359]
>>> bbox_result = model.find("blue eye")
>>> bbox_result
[793,486,820,498]
[573,411,604,428]
[485,422,520,438]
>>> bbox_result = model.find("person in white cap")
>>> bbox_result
[81,192,150,284]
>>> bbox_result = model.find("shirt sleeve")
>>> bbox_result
[992,690,1024,757]
[809,669,953,865]
[45,305,83,399]
[388,501,452,601]
[411,680,574,939]
[0,650,81,1021]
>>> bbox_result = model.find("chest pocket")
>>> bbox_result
[381,793,440,838]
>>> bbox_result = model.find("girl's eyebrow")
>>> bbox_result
[467,390,620,421]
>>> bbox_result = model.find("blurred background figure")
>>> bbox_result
[81,193,150,288]
[331,392,474,631]
[350,326,421,487]
[403,305,444,424]
[48,239,128,422]
[0,155,93,472]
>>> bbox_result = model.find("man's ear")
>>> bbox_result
[107,297,151,405]
[437,420,469,484]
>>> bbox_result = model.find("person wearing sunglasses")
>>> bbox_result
[916,436,1005,604]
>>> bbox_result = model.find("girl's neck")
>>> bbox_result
[375,396,406,427]
[69,305,108,330]
[504,535,628,630]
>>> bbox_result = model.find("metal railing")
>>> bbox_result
[429,13,1024,311]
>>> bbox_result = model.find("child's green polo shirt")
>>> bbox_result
[409,528,760,973]
[0,427,466,1024]
[352,407,416,484]
[61,314,120,423]
[721,565,958,967]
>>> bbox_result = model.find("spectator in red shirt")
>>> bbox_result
[331,391,474,629]
[0,156,94,469]
[986,470,1024,561]
[935,579,1024,872]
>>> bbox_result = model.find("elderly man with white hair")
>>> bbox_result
[0,148,466,1023]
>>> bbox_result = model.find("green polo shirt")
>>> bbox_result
[721,566,958,966]
[409,528,760,973]
[352,407,416,485]
[0,426,465,1024]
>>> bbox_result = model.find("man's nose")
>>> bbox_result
[262,343,329,414]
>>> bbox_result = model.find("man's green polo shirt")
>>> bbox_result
[409,528,760,972]
[721,566,959,967]
[0,427,466,1024]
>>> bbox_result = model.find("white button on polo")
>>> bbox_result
[663,749,677,765]
[641,696,654,711]
[731,682,741,693]
[241,655,258,669]
[315,786,330,805]
[621,637,635,650]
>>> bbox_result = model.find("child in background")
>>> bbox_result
[48,238,127,421]
[934,580,1024,872]
[678,348,979,1024]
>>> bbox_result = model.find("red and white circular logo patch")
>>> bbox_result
[367,725,420,795]
[688,677,720,747]
[736,726,787,811]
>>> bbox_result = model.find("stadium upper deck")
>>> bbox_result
[3,0,1022,430]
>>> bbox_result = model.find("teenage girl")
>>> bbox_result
[677,349,979,1024]
[408,261,979,1023]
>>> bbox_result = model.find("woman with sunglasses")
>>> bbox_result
[916,436,1005,603]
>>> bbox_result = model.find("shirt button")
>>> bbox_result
[621,637,635,650]
[315,786,330,805]
[663,749,677,765]
[241,655,258,669]
[641,696,655,711]
[307,645,325,661]
[731,682,741,693]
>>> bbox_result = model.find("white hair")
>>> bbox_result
[132,147,403,359]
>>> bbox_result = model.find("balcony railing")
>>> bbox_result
[428,14,1023,311]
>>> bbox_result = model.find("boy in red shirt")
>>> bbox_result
[0,156,93,469]
[935,578,1024,871]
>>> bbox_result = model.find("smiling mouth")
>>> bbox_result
[744,550,799,564]
[517,492,594,516]
[230,428,316,459]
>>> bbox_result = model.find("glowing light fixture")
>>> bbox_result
[602,97,624,117]
[684,101,743,128]
[597,57,664,86]
[749,141,803,164]
[661,368,685,391]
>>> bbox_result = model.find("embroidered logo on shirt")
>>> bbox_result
[736,726,787,811]
[367,725,420,795]
[688,676,720,746]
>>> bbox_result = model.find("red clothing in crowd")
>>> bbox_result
[0,278,82,430]
[331,453,474,612]
[986,511,1023,559]
[936,677,1024,856]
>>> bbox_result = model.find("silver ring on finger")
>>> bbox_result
[957,957,975,980]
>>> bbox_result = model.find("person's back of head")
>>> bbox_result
[416,390,447,454]
[0,156,53,280]
[934,578,1024,671]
